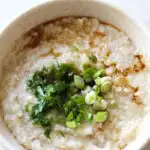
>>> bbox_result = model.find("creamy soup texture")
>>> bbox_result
[1,17,150,150]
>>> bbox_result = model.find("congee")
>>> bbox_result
[1,17,150,150]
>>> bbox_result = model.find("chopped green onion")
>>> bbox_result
[94,111,108,123]
[101,81,112,93]
[94,69,106,78]
[67,112,74,121]
[82,86,92,94]
[74,75,85,89]
[93,85,101,94]
[108,100,117,109]
[84,108,93,123]
[94,77,101,85]
[66,121,77,128]
[101,76,112,83]
[97,96,102,101]
[76,113,83,123]
[103,92,114,99]
[86,113,92,123]
[93,99,107,111]
[71,45,79,52]
[101,77,113,93]
[85,91,96,105]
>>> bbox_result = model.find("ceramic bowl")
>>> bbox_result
[0,0,150,149]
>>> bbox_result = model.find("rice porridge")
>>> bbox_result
[1,17,150,150]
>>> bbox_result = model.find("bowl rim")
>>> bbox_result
[0,0,150,38]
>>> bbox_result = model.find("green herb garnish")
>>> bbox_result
[74,75,85,89]
[88,54,97,63]
[25,62,111,138]
[94,111,108,123]
[66,120,77,128]
[71,45,79,52]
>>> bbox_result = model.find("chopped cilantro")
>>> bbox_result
[74,75,85,89]
[88,54,97,63]
[83,67,97,82]
[71,45,79,52]
[67,111,74,121]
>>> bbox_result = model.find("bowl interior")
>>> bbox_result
[0,0,150,149]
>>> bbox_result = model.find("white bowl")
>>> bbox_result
[0,0,150,149]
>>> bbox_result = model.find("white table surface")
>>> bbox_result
[0,0,150,33]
